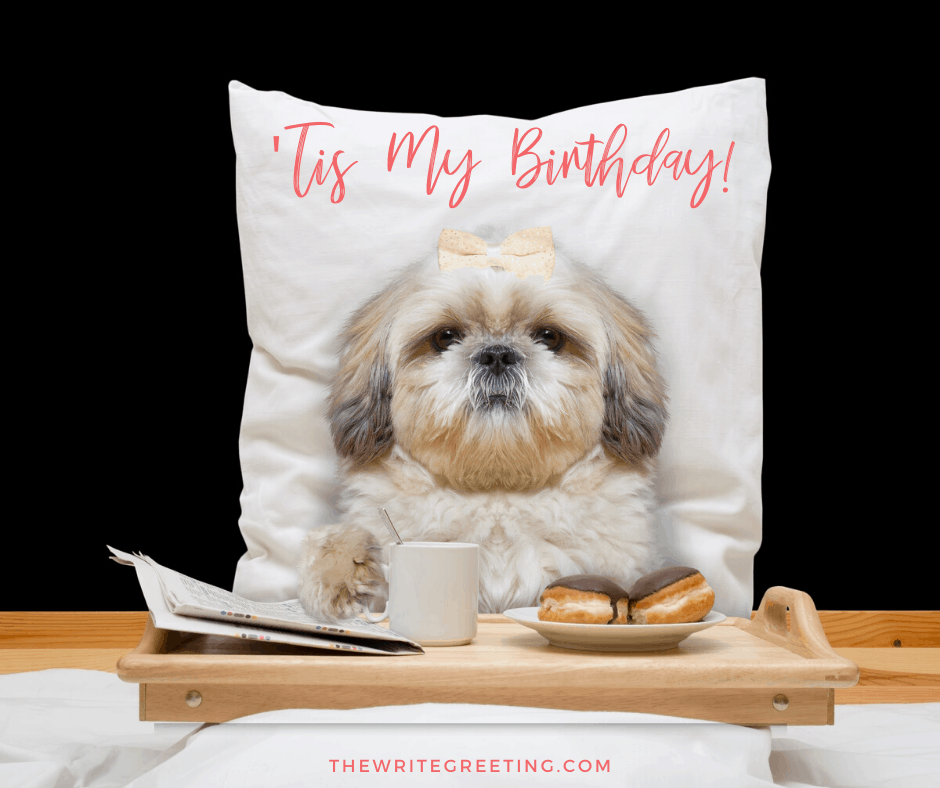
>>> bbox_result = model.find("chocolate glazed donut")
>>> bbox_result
[628,566,715,624]
[538,575,630,624]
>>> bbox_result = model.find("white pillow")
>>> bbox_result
[229,78,768,619]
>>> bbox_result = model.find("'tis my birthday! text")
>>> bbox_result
[281,122,735,209]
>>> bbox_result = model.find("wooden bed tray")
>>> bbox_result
[117,586,859,726]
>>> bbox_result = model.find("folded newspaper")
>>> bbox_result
[108,546,423,655]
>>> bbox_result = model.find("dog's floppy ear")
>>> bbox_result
[600,294,668,466]
[327,284,398,467]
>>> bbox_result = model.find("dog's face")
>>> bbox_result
[328,258,666,491]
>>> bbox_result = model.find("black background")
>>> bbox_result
[10,39,923,614]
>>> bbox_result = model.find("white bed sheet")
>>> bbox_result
[0,670,937,788]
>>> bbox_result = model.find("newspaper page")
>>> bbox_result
[108,546,423,655]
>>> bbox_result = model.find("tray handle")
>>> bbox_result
[736,586,843,661]
[116,616,169,681]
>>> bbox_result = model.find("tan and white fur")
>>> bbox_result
[299,235,668,621]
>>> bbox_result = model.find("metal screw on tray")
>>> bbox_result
[185,690,203,708]
[772,694,789,711]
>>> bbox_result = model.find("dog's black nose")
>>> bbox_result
[475,345,519,376]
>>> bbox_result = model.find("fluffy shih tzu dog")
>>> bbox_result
[299,233,668,621]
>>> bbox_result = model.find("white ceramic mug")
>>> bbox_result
[364,542,479,646]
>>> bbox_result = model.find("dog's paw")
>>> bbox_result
[299,524,388,621]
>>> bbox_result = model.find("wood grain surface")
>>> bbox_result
[814,611,940,648]
[0,612,150,648]
[3,610,939,647]
[2,610,938,706]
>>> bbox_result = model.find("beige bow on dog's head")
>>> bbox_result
[438,227,554,280]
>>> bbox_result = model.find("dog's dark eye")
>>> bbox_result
[431,328,462,352]
[533,327,564,352]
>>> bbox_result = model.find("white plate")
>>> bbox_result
[502,608,726,652]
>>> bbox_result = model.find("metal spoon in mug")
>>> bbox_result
[378,508,404,545]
